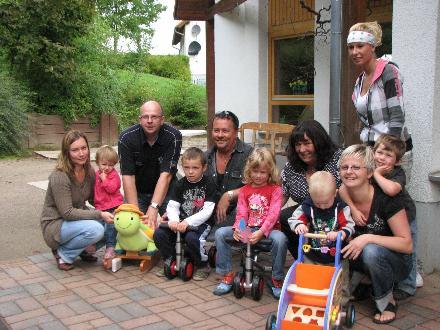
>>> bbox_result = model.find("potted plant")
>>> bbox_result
[289,80,308,94]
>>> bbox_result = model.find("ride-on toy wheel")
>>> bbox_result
[208,246,216,269]
[251,275,264,301]
[345,303,355,328]
[164,258,177,279]
[265,313,276,330]
[179,258,194,281]
[233,273,245,299]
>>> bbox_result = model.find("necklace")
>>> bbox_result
[216,150,232,171]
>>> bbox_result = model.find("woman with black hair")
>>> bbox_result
[280,120,342,257]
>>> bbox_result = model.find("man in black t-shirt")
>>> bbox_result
[118,100,182,228]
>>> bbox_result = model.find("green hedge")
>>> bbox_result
[116,70,206,129]
[107,53,191,82]
[0,58,34,155]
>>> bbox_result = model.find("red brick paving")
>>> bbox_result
[0,251,439,329]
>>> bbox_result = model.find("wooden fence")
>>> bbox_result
[26,113,119,149]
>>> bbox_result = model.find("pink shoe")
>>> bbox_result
[104,247,115,260]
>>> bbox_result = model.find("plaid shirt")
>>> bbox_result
[352,59,411,144]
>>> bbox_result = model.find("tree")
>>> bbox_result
[96,0,166,53]
[0,0,95,112]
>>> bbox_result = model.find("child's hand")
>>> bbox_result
[99,171,107,181]
[374,164,392,176]
[168,221,179,232]
[294,224,309,235]
[101,211,114,224]
[326,231,346,241]
[351,208,367,226]
[233,229,243,242]
[177,220,188,233]
[249,229,264,245]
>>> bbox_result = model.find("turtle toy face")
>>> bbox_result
[114,210,141,236]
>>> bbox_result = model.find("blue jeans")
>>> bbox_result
[396,218,417,295]
[353,243,412,312]
[103,206,118,248]
[58,220,104,264]
[215,226,288,280]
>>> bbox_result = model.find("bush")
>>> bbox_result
[116,70,206,129]
[0,59,33,155]
[108,53,191,82]
[146,55,191,82]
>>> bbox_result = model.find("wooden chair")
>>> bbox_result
[239,122,294,155]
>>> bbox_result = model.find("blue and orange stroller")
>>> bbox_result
[266,232,355,330]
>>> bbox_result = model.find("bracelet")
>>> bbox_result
[227,190,234,202]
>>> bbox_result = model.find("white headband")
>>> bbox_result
[347,31,376,46]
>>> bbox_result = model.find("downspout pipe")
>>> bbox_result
[329,0,343,145]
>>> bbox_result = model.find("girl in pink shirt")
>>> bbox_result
[213,148,288,299]
[94,145,123,262]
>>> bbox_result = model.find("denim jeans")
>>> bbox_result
[104,223,117,248]
[215,226,288,280]
[103,206,118,248]
[396,218,417,295]
[280,206,300,259]
[153,223,211,266]
[58,220,105,264]
[353,243,412,312]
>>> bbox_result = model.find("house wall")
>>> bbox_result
[214,0,268,124]
[183,21,207,83]
[313,0,331,131]
[393,0,440,273]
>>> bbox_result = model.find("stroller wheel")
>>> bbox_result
[233,272,245,298]
[265,313,277,330]
[251,275,264,301]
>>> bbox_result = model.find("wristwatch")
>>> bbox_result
[150,202,160,209]
[227,190,234,202]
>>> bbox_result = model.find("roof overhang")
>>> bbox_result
[174,0,248,21]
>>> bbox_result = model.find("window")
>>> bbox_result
[269,0,315,125]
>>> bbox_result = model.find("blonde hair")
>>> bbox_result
[349,21,382,47]
[56,130,92,178]
[96,145,119,165]
[373,134,406,162]
[339,144,375,174]
[309,171,336,198]
[243,147,280,185]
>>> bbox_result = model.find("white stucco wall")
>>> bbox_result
[313,0,331,131]
[393,1,440,272]
[393,1,440,202]
[183,21,206,76]
[214,0,268,124]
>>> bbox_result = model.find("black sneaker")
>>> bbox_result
[393,288,413,301]
[351,283,371,301]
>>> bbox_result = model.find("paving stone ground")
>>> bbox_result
[3,133,438,329]
[0,249,439,330]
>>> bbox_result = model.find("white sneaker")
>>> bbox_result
[416,272,424,288]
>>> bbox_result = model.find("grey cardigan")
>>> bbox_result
[40,170,102,249]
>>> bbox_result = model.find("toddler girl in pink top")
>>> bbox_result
[94,145,123,261]
[213,147,288,299]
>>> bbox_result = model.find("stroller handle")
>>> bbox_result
[304,233,328,239]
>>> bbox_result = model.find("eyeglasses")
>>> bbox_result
[339,165,367,172]
[139,114,163,121]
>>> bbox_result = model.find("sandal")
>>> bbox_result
[52,249,74,271]
[373,301,397,324]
